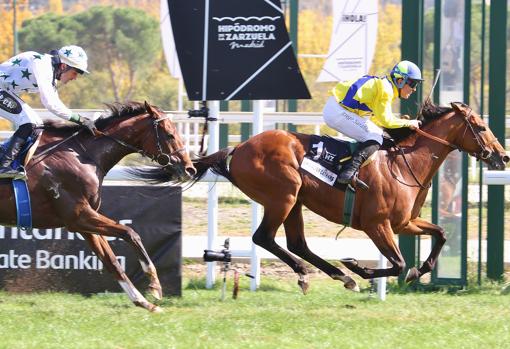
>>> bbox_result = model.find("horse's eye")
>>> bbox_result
[477,125,486,132]
[167,133,175,140]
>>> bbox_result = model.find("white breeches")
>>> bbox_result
[0,89,43,128]
[322,96,383,145]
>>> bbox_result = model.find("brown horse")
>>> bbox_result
[135,101,508,293]
[0,101,195,312]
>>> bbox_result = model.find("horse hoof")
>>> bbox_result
[340,258,358,269]
[405,267,420,283]
[150,305,164,313]
[343,278,360,293]
[298,275,310,295]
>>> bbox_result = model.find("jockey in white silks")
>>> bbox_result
[322,60,424,189]
[0,45,97,179]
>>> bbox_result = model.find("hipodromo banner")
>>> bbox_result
[0,186,182,296]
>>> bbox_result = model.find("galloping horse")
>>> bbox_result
[134,101,508,293]
[0,101,195,312]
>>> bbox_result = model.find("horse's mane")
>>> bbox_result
[383,99,454,146]
[42,101,151,133]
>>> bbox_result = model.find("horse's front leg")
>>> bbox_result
[82,234,162,312]
[342,220,406,279]
[68,206,162,300]
[398,218,446,283]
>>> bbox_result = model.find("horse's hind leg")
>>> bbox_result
[398,218,446,283]
[82,234,162,312]
[283,202,359,292]
[251,202,310,291]
[341,221,406,279]
[68,207,162,300]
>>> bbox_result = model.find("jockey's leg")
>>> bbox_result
[336,140,380,187]
[322,96,382,189]
[0,90,41,179]
[0,123,35,178]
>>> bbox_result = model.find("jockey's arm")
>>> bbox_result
[31,57,79,122]
[370,87,411,129]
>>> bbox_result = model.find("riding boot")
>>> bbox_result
[0,124,33,179]
[337,140,381,189]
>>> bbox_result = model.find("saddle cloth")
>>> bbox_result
[300,135,375,190]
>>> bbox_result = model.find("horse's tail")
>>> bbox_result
[195,146,236,184]
[128,147,235,187]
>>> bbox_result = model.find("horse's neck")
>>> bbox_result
[89,137,135,174]
[40,132,135,176]
[395,127,455,187]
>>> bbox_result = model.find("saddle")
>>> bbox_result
[300,135,376,190]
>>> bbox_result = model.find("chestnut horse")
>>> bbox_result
[0,101,195,312]
[135,101,508,293]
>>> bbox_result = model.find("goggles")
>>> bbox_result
[407,79,421,89]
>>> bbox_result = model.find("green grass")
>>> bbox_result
[1,277,510,349]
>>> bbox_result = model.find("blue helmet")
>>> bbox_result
[390,60,423,89]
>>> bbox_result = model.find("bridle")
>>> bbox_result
[396,104,498,189]
[97,114,186,166]
[415,105,498,160]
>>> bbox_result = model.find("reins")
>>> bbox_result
[414,128,458,150]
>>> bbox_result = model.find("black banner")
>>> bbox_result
[167,0,310,101]
[0,186,182,296]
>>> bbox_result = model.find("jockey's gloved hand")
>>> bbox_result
[70,114,97,135]
[408,120,422,130]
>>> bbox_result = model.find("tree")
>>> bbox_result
[18,6,160,103]
[0,0,34,62]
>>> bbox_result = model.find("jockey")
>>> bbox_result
[0,45,97,179]
[322,60,423,188]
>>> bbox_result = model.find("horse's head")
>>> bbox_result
[449,102,509,170]
[96,101,196,179]
[138,102,196,179]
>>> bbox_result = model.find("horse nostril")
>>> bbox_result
[503,155,510,163]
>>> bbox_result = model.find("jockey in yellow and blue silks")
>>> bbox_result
[322,60,423,188]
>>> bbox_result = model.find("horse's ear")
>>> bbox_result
[450,102,465,114]
[144,101,156,117]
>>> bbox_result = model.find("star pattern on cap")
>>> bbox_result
[0,73,9,80]
[21,68,32,80]
[33,54,42,60]
[32,83,38,88]
[11,80,19,89]
[64,49,72,57]
[11,58,22,66]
